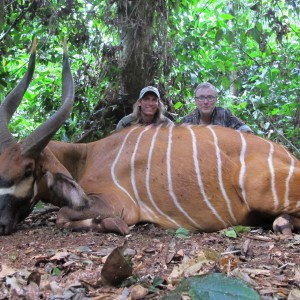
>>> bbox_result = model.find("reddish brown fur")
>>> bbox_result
[30,125,300,234]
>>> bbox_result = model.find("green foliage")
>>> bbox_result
[224,228,238,239]
[148,276,164,293]
[9,252,17,262]
[33,201,45,210]
[223,226,251,239]
[0,0,299,153]
[51,266,61,276]
[175,227,192,239]
[1,0,113,141]
[121,274,140,287]
[165,0,299,153]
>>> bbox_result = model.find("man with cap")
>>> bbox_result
[116,86,173,130]
[180,82,253,133]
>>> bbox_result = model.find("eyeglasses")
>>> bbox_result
[195,95,216,102]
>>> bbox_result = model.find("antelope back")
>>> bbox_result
[88,124,300,231]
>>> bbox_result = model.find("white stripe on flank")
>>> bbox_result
[283,148,295,209]
[111,127,138,207]
[146,124,181,227]
[238,132,250,211]
[130,126,156,219]
[267,141,279,210]
[188,126,226,227]
[166,125,199,228]
[208,126,237,223]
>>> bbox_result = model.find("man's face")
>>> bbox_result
[195,87,217,116]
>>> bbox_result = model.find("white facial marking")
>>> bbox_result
[0,176,34,198]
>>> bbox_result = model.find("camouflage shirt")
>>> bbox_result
[116,113,173,131]
[180,107,253,133]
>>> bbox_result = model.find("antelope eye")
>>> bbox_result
[24,165,34,178]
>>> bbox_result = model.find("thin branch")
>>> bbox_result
[257,110,300,155]
[237,46,261,66]
[0,1,35,42]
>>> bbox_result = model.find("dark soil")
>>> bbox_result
[0,208,300,299]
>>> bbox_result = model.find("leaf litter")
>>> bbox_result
[0,210,299,299]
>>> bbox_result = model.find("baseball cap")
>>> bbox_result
[139,86,160,99]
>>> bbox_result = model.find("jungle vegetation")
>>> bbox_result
[0,0,299,155]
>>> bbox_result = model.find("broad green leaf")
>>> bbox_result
[271,108,279,115]
[223,226,250,238]
[225,229,238,238]
[175,227,191,239]
[232,225,251,233]
[161,273,261,300]
[221,76,230,89]
[148,276,164,293]
[51,267,61,276]
[153,276,164,287]
[256,22,263,32]
[247,27,261,43]
[174,101,182,110]
[215,29,224,43]
[225,30,234,44]
[220,14,234,20]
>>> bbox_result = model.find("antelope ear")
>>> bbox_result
[45,172,89,208]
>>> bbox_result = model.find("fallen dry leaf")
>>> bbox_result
[288,289,300,300]
[241,268,271,276]
[50,251,70,261]
[0,264,16,279]
[101,242,132,286]
[166,238,176,264]
[167,251,216,283]
[231,268,257,286]
[219,254,240,273]
[293,266,300,283]
[27,269,42,286]
[130,284,149,299]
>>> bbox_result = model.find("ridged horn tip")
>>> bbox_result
[31,37,37,55]
[63,37,68,56]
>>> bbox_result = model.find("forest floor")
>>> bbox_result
[0,207,300,299]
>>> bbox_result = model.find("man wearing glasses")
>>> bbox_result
[180,82,253,133]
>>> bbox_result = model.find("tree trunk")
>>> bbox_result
[78,0,163,142]
[118,1,157,105]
